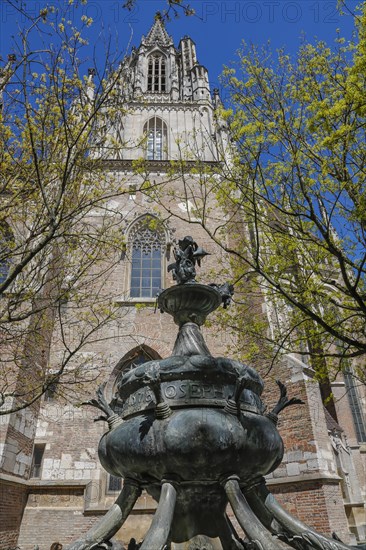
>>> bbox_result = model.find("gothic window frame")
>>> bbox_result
[144,117,168,161]
[147,53,167,93]
[108,346,162,418]
[126,215,166,301]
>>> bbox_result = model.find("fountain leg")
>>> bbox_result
[250,481,354,550]
[224,477,286,550]
[67,479,141,550]
[218,515,246,549]
[243,484,281,533]
[140,481,177,550]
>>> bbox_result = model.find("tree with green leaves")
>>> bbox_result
[209,4,366,384]
[145,4,366,387]
[0,4,140,415]
[0,0,198,415]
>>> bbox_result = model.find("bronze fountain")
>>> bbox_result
[68,236,355,550]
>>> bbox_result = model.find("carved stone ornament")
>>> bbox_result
[129,215,165,255]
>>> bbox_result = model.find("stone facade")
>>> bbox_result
[1,16,365,550]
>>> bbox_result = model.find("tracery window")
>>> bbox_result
[147,54,166,93]
[129,216,165,299]
[144,117,167,161]
[0,258,9,284]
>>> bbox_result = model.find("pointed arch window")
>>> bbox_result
[144,117,167,161]
[110,346,161,415]
[129,216,165,299]
[147,54,166,93]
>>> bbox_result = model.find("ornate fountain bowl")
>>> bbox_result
[98,355,284,487]
[158,284,222,326]
[99,406,283,483]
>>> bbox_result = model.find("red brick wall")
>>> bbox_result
[0,481,29,550]
[17,507,154,550]
[18,508,97,550]
[271,480,351,543]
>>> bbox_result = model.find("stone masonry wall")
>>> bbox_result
[0,402,39,549]
[0,405,39,479]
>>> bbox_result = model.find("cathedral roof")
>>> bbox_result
[143,14,173,47]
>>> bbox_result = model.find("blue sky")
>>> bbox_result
[0,0,358,91]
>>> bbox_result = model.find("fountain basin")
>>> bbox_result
[98,406,283,485]
[158,284,222,326]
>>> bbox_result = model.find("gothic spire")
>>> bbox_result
[142,13,173,47]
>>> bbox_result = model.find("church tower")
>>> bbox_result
[97,13,226,165]
[2,16,365,550]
